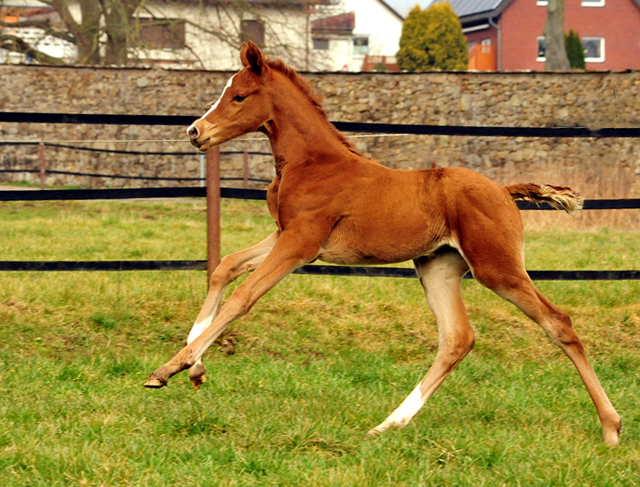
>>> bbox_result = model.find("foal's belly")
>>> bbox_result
[312,171,452,265]
[317,230,453,266]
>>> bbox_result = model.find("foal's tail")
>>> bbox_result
[506,183,584,215]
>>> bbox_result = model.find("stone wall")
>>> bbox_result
[1,63,640,228]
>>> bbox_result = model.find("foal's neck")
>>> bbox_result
[265,88,355,169]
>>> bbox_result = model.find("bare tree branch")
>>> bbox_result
[0,33,67,65]
[0,18,75,44]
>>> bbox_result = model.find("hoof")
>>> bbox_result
[604,436,620,447]
[367,427,382,437]
[190,374,206,390]
[604,427,621,447]
[603,416,622,447]
[188,362,207,390]
[144,376,168,388]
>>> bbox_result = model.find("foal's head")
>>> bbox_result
[187,42,277,150]
[188,42,356,154]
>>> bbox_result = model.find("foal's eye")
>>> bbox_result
[233,95,246,103]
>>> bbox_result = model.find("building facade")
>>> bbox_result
[450,0,640,71]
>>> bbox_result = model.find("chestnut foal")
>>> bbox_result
[145,42,621,446]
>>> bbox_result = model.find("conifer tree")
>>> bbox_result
[565,29,586,70]
[397,3,468,72]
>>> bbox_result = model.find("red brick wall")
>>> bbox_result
[566,0,640,69]
[501,0,547,70]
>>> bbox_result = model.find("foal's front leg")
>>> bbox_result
[145,229,320,388]
[185,231,279,388]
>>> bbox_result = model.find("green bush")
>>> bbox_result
[397,2,468,72]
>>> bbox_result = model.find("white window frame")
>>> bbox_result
[353,36,369,56]
[581,0,605,6]
[582,37,605,62]
[537,36,605,63]
[537,0,548,5]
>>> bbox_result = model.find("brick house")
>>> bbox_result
[449,0,640,71]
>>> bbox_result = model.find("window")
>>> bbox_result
[137,18,186,49]
[241,19,265,48]
[537,0,548,5]
[537,36,546,61]
[582,0,605,6]
[313,38,329,50]
[583,37,605,62]
[353,37,369,55]
[537,36,605,63]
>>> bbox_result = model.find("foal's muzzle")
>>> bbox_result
[187,123,210,150]
[187,124,200,146]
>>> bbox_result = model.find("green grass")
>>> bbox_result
[0,199,639,486]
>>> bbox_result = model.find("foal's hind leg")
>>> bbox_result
[185,231,279,388]
[471,260,621,446]
[370,249,474,435]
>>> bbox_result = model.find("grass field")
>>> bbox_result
[0,198,639,486]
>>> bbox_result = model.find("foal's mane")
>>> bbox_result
[265,57,359,154]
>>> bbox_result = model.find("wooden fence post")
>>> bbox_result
[206,146,221,288]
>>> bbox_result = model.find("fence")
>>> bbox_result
[0,141,272,189]
[1,111,639,281]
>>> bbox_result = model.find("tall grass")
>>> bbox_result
[0,199,638,486]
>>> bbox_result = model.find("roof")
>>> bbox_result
[448,0,640,22]
[311,12,355,34]
[447,0,505,18]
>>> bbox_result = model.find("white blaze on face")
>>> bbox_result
[203,74,237,117]
[186,74,236,137]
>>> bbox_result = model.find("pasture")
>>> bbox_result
[0,197,638,486]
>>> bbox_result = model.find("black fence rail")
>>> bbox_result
[1,186,639,210]
[0,259,637,281]
[1,112,639,280]
[3,111,640,139]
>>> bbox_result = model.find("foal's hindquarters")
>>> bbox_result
[371,176,621,445]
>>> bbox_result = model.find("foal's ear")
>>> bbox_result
[240,41,263,75]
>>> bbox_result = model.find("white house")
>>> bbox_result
[309,0,404,71]
[132,1,320,71]
[0,0,405,72]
